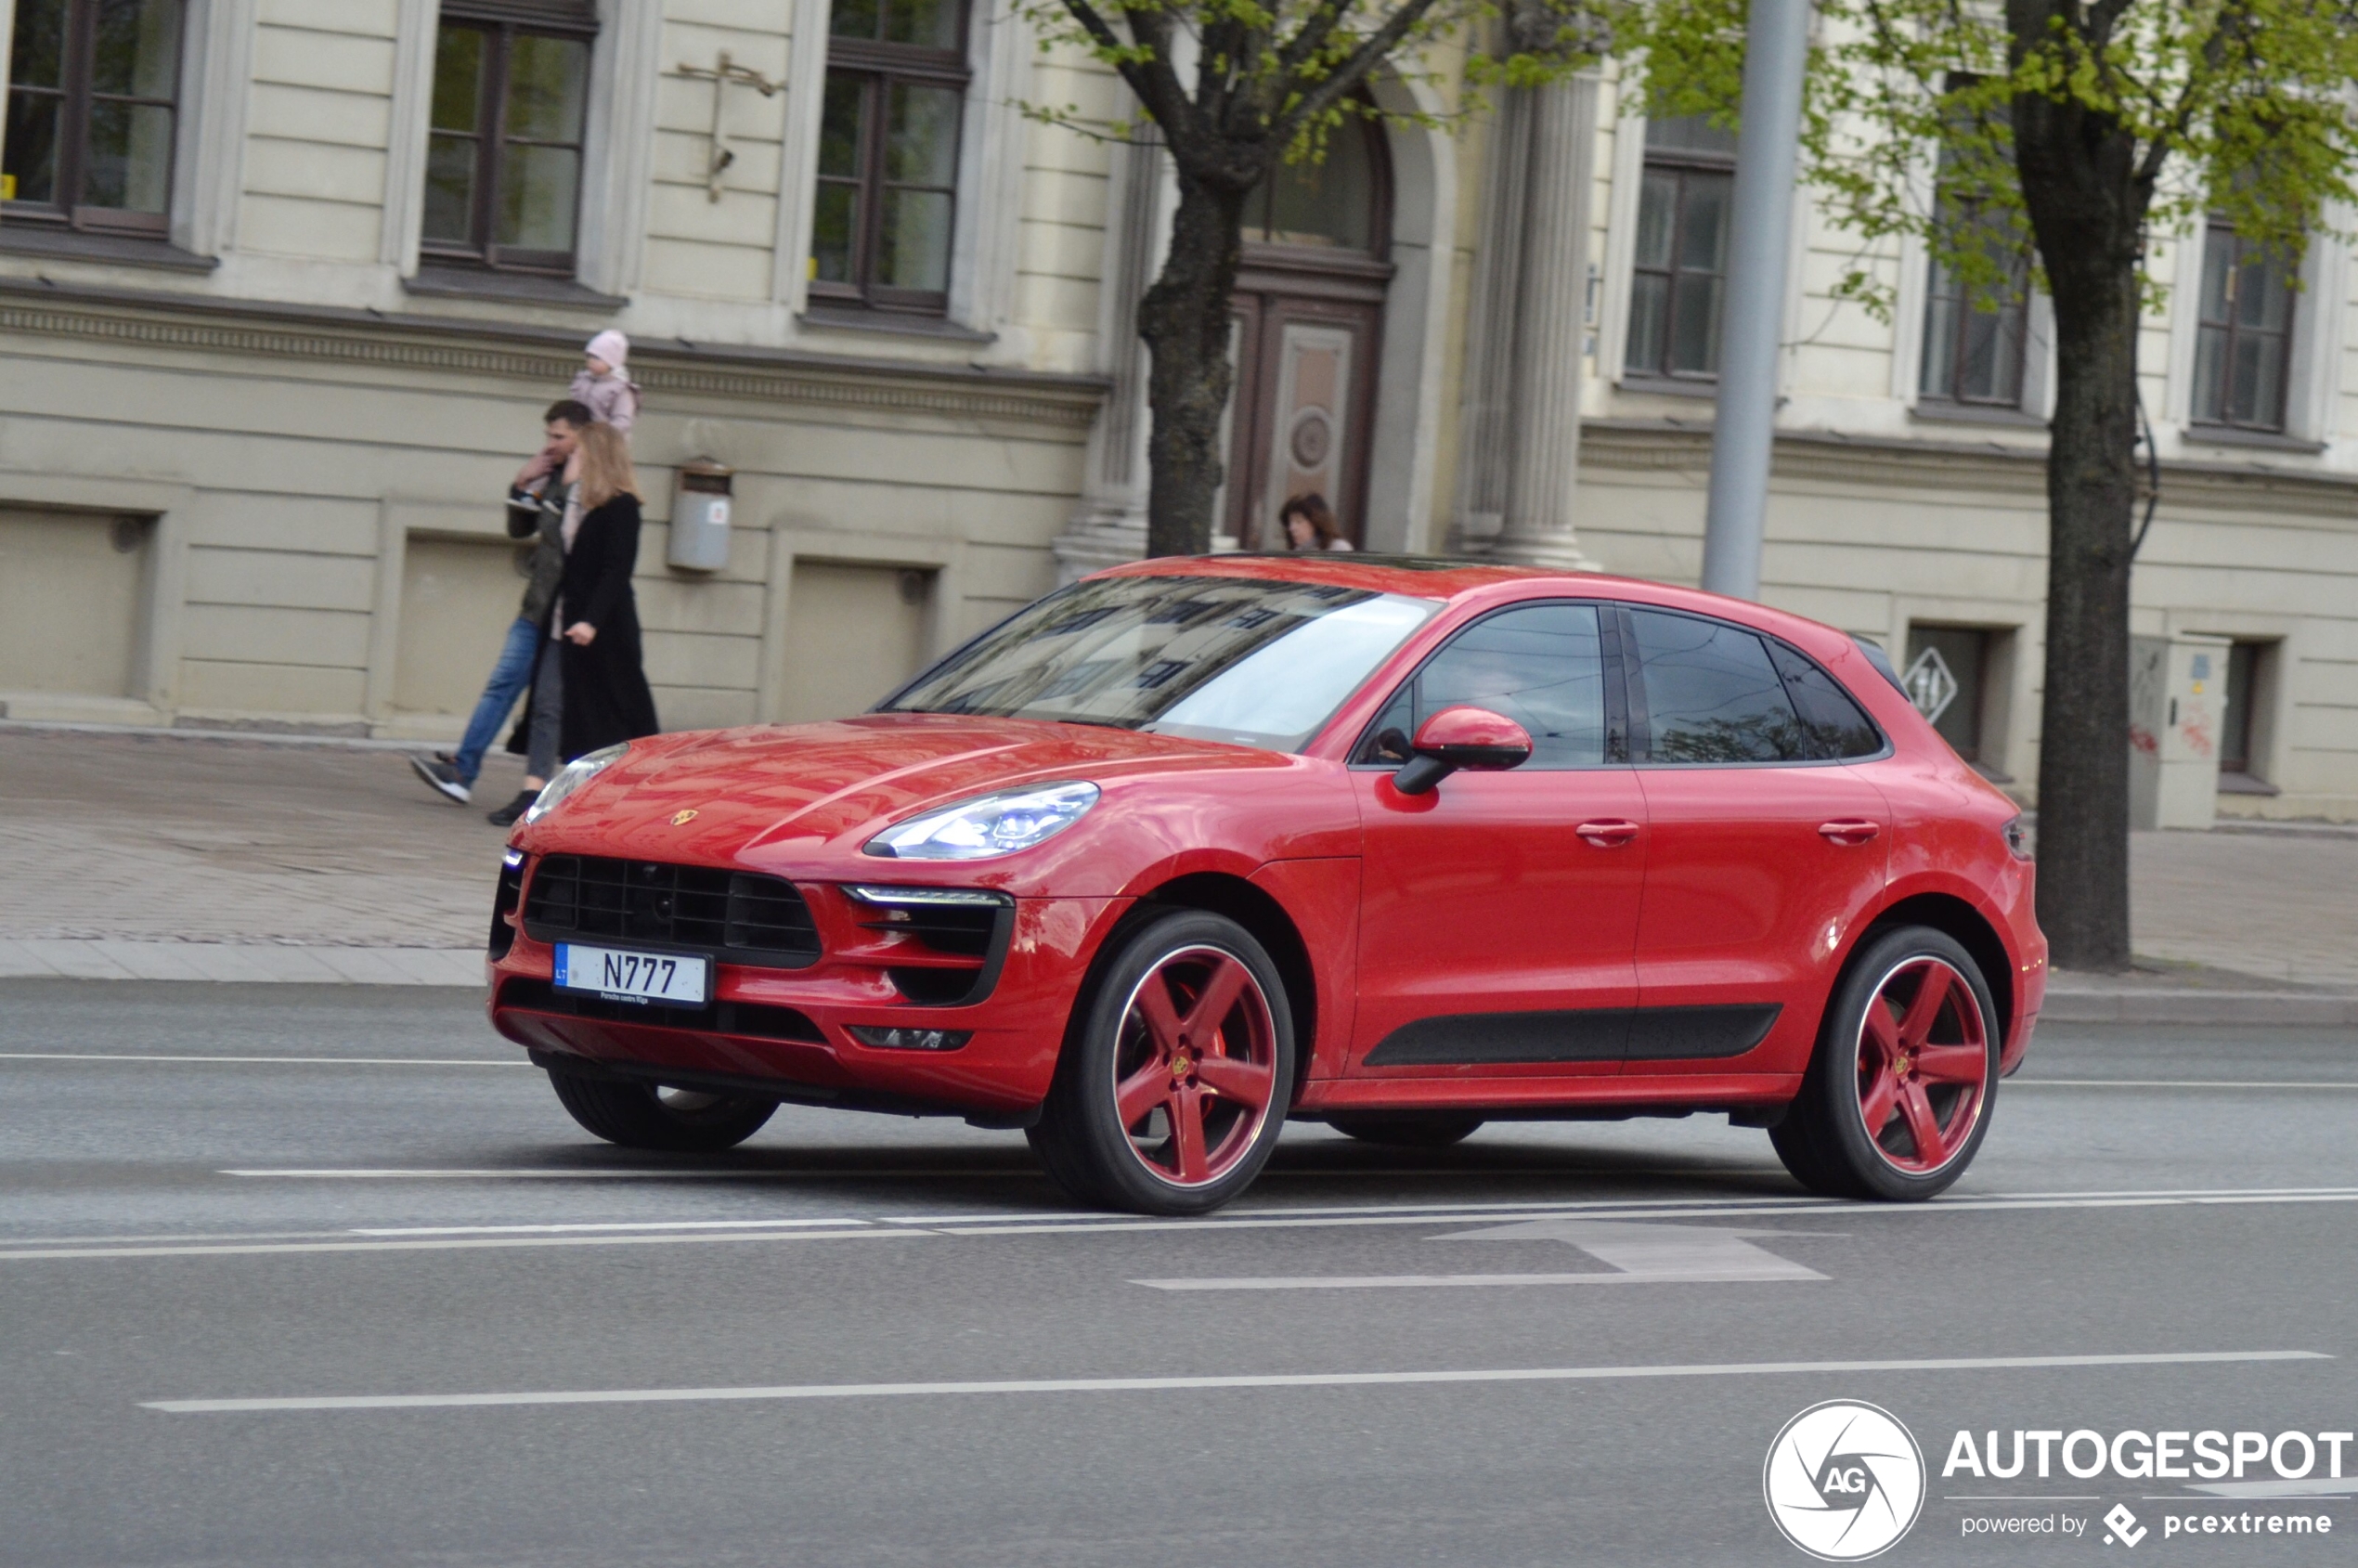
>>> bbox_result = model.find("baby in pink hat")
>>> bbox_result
[570,329,641,435]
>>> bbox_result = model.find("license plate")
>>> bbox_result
[552,943,709,1008]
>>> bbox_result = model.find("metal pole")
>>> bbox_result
[1700,0,1810,601]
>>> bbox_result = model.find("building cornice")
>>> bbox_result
[0,278,1108,430]
[1581,418,2358,520]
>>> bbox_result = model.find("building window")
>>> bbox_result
[421,2,596,276]
[1626,115,1736,381]
[1919,138,2029,407]
[2192,219,2296,433]
[1245,113,1384,253]
[3,0,185,233]
[810,0,970,315]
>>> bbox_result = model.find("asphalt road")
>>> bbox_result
[3,980,2354,1567]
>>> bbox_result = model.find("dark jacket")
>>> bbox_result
[554,492,660,760]
[505,472,571,625]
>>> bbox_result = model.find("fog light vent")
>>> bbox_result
[847,1025,973,1052]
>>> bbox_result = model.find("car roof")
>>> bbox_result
[1090,553,1853,656]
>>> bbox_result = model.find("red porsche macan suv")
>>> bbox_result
[487,556,2045,1214]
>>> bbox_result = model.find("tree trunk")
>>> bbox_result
[2010,55,2150,972]
[1138,169,1250,558]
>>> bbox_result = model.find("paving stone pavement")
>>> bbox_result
[1,723,2352,990]
[0,725,525,983]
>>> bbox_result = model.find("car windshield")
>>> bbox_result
[880,574,1441,752]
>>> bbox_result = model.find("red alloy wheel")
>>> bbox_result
[1852,955,1991,1174]
[1108,944,1279,1188]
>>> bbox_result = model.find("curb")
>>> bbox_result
[2042,990,2358,1026]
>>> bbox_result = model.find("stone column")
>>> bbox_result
[1488,72,1600,570]
[1052,126,1167,583]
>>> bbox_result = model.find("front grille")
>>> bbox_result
[497,977,824,1043]
[523,856,821,967]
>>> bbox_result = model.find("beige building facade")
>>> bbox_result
[1,1,2353,820]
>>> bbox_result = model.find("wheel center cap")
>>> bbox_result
[1171,1053,1192,1082]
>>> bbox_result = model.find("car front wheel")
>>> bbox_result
[1770,925,1999,1200]
[1030,909,1294,1215]
[546,1068,778,1152]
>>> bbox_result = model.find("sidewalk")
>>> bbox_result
[3,721,2353,1008]
[0,723,524,986]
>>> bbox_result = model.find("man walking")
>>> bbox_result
[409,399,591,808]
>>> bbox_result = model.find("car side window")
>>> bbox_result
[1766,641,1885,759]
[1625,607,1813,763]
[1357,603,1610,769]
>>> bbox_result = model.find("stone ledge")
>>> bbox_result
[0,277,1108,431]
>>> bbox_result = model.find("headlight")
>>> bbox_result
[864,781,1100,860]
[521,743,629,826]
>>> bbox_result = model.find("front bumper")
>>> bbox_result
[487,881,1128,1118]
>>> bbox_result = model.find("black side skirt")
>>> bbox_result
[1363,1004,1782,1068]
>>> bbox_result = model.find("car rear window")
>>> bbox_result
[1766,641,1885,759]
[1626,608,1815,763]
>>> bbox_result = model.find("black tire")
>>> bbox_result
[1327,1112,1484,1148]
[546,1068,777,1152]
[1030,909,1295,1215]
[1771,924,2001,1200]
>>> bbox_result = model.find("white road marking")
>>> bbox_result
[0,1054,526,1067]
[2015,1079,2358,1090]
[1141,1217,1830,1289]
[347,1219,868,1237]
[1138,1272,1808,1289]
[220,1168,1030,1180]
[0,1228,921,1263]
[141,1350,2329,1415]
[18,1185,2358,1263]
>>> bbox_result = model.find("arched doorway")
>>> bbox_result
[1224,116,1393,551]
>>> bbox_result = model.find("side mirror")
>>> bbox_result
[1391,706,1533,796]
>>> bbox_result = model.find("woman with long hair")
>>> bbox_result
[551,421,659,761]
[1278,492,1354,551]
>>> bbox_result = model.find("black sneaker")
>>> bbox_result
[409,755,472,804]
[486,790,538,827]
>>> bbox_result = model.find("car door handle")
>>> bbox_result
[1575,819,1641,849]
[1818,819,1882,847]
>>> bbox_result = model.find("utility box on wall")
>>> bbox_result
[667,459,734,572]
[2130,631,2233,830]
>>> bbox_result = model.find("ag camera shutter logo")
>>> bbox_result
[1765,1400,1927,1560]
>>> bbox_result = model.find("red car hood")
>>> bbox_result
[521,713,1289,870]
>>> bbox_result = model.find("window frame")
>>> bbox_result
[810,0,974,317]
[1917,188,2031,408]
[1625,122,1737,383]
[2190,217,2300,434]
[2,0,186,236]
[419,2,598,279]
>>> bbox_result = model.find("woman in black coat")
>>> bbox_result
[552,421,659,759]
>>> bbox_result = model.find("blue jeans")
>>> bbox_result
[452,616,540,784]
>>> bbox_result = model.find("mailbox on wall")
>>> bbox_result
[668,458,734,572]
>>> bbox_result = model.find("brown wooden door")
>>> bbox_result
[1224,264,1385,551]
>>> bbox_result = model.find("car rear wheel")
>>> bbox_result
[1326,1112,1484,1148]
[546,1068,778,1152]
[1030,910,1294,1215]
[1770,925,1999,1200]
